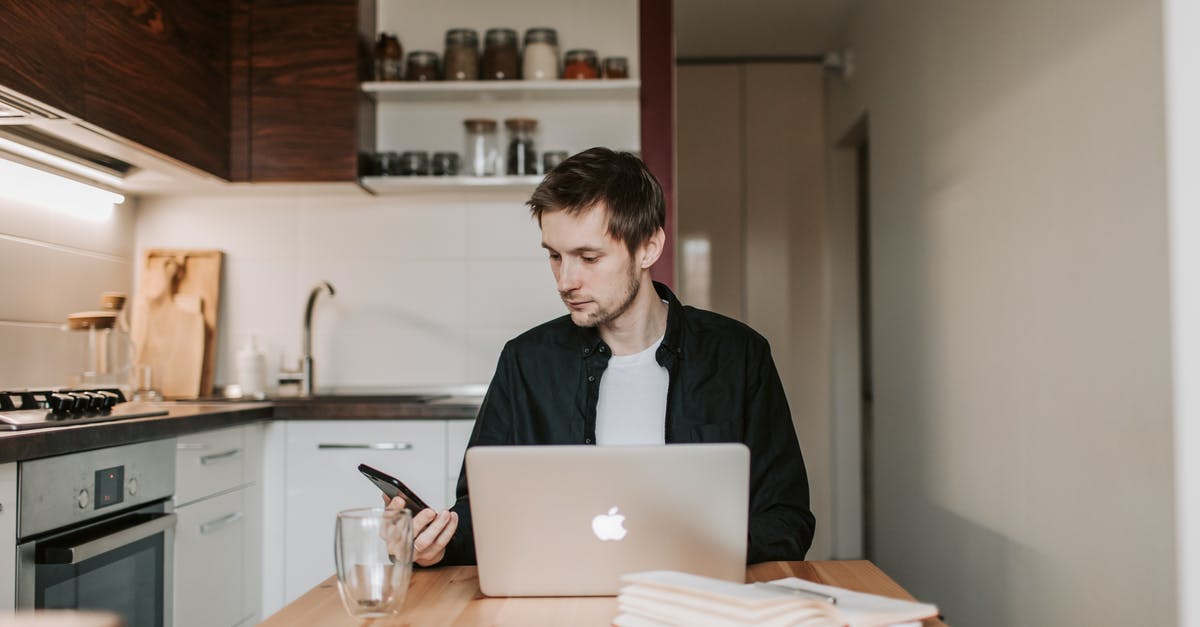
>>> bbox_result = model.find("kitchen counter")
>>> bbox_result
[0,392,482,464]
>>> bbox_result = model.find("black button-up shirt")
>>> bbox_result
[442,281,816,565]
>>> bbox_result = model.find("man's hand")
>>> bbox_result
[381,493,458,567]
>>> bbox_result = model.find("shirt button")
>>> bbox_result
[583,348,591,355]
[585,438,593,444]
[598,346,607,353]
[587,375,595,382]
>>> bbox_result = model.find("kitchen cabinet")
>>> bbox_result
[174,424,263,627]
[238,0,376,182]
[281,420,448,602]
[0,4,85,118]
[0,462,14,611]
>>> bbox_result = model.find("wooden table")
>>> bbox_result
[262,560,947,626]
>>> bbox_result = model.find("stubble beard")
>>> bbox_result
[570,263,643,328]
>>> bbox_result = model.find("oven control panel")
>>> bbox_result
[17,438,175,539]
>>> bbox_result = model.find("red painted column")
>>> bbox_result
[639,0,675,288]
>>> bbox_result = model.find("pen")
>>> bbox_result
[754,582,839,605]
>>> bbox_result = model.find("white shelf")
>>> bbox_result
[360,175,544,193]
[363,79,640,102]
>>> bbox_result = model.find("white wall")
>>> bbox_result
[827,0,1175,624]
[135,187,561,390]
[0,175,134,389]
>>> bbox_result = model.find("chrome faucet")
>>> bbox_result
[280,281,335,396]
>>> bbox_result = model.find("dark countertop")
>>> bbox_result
[0,395,481,464]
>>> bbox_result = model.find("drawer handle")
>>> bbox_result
[317,442,414,451]
[200,448,242,465]
[200,511,244,535]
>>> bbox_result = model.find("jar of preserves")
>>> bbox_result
[374,33,403,81]
[482,28,519,80]
[563,49,599,79]
[522,28,559,80]
[405,51,440,81]
[504,118,538,175]
[602,56,629,79]
[463,118,500,176]
[443,29,479,81]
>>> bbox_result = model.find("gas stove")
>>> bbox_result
[0,388,169,430]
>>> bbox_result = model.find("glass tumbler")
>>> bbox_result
[334,508,413,619]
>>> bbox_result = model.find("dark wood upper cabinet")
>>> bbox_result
[83,0,232,179]
[0,2,86,118]
[241,0,375,182]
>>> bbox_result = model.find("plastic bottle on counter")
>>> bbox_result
[236,333,268,399]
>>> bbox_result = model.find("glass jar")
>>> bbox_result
[463,119,499,176]
[563,49,599,79]
[375,151,401,176]
[602,56,629,79]
[432,152,460,176]
[399,151,430,175]
[374,33,403,81]
[405,51,439,82]
[522,28,559,80]
[504,118,538,175]
[443,29,479,81]
[542,150,569,172]
[482,28,519,80]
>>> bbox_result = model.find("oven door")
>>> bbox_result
[16,501,176,627]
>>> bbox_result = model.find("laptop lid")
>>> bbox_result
[465,443,749,597]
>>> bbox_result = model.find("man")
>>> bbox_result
[386,147,815,566]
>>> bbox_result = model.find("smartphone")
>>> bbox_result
[358,463,433,514]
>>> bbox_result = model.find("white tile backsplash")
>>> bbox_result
[137,189,567,389]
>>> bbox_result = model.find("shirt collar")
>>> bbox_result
[576,281,684,365]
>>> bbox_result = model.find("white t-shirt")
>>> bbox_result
[595,334,668,446]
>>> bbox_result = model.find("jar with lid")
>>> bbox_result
[522,28,559,80]
[563,49,599,79]
[432,152,460,176]
[399,151,430,175]
[374,33,403,81]
[443,28,479,80]
[482,28,519,80]
[602,56,629,79]
[463,119,499,176]
[406,51,440,81]
[505,118,538,175]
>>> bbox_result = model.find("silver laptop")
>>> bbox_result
[465,443,749,597]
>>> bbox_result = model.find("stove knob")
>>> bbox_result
[48,393,74,413]
[127,478,138,496]
[67,393,91,412]
[77,489,90,509]
[98,391,120,410]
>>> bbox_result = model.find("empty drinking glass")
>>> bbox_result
[334,507,413,619]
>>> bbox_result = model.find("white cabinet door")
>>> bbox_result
[174,489,247,627]
[0,462,14,611]
[175,426,247,506]
[283,421,447,603]
[445,419,475,508]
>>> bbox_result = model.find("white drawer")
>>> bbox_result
[176,426,247,506]
[175,488,247,627]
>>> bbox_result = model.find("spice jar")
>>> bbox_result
[563,49,599,79]
[374,33,403,81]
[602,56,629,79]
[399,151,430,175]
[522,28,559,80]
[542,150,569,172]
[432,152,461,176]
[482,28,519,80]
[505,118,538,175]
[443,29,479,81]
[405,51,440,81]
[463,119,500,176]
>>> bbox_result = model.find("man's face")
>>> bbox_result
[540,205,641,328]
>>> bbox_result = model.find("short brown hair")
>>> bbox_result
[527,147,665,254]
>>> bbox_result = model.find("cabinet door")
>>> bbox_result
[0,463,14,611]
[176,426,248,506]
[283,420,446,603]
[0,4,85,117]
[246,0,374,181]
[84,0,231,178]
[175,489,248,627]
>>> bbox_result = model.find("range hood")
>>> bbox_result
[0,87,222,192]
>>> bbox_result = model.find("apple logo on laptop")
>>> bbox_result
[592,506,627,541]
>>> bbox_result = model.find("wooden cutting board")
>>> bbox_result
[131,250,223,399]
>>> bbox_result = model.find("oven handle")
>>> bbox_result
[38,513,177,565]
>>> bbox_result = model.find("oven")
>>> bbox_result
[15,438,176,627]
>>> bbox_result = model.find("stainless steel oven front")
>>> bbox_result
[15,438,176,627]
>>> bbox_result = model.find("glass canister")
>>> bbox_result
[463,118,499,176]
[602,56,629,79]
[522,28,559,80]
[505,118,538,175]
[443,29,479,80]
[482,28,519,80]
[563,49,600,79]
[405,51,440,81]
[374,33,403,81]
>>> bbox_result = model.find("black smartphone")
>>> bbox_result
[358,463,433,513]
